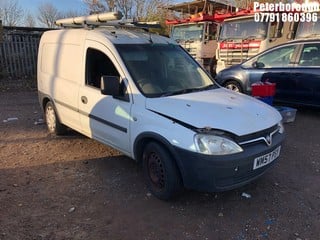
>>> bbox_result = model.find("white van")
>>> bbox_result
[37,13,285,200]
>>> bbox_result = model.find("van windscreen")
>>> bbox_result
[116,44,215,97]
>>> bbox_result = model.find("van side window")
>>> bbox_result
[85,48,120,88]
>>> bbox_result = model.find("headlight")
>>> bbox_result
[278,122,285,134]
[194,134,243,155]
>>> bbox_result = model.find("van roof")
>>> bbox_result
[43,27,177,45]
[94,27,177,44]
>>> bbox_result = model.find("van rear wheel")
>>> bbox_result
[224,80,242,93]
[143,142,182,200]
[45,101,67,135]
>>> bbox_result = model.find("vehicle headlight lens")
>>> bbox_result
[278,122,285,134]
[194,134,243,155]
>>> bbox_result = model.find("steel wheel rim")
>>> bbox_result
[147,152,165,190]
[46,105,56,132]
[226,84,240,92]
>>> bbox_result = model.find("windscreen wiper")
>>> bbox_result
[199,84,215,90]
[161,88,197,97]
[161,85,215,97]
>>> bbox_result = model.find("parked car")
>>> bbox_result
[215,39,320,107]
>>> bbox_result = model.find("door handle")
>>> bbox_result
[81,96,88,104]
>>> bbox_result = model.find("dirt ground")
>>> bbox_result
[0,90,319,240]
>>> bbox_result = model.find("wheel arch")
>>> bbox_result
[134,132,176,162]
[133,132,184,181]
[42,97,51,112]
[39,94,63,124]
[38,92,53,112]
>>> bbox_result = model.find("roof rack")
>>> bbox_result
[55,11,122,27]
[55,12,161,30]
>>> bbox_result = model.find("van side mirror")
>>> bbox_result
[101,76,120,96]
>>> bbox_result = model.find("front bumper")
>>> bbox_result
[174,132,285,192]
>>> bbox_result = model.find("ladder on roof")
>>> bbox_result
[55,11,161,30]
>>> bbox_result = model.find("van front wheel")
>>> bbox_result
[143,142,182,200]
[45,101,67,135]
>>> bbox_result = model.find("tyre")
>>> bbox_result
[45,101,67,135]
[224,80,243,93]
[142,142,182,200]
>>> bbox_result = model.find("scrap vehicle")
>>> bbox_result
[216,1,320,77]
[165,0,236,76]
[292,12,320,40]
[215,9,293,75]
[37,12,285,200]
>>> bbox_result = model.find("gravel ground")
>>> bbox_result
[0,90,319,240]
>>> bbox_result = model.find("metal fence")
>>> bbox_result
[0,26,48,79]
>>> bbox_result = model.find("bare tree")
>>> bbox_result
[37,2,59,28]
[105,0,117,11]
[117,0,133,19]
[25,13,36,27]
[83,0,107,14]
[59,10,84,19]
[134,0,145,20]
[0,0,24,26]
[134,0,170,21]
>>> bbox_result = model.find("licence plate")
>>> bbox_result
[253,146,281,170]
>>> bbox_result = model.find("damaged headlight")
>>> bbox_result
[194,134,243,155]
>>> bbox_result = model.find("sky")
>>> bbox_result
[17,0,185,15]
[9,0,184,27]
[17,0,87,15]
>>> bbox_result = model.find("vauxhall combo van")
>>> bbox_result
[37,13,285,200]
